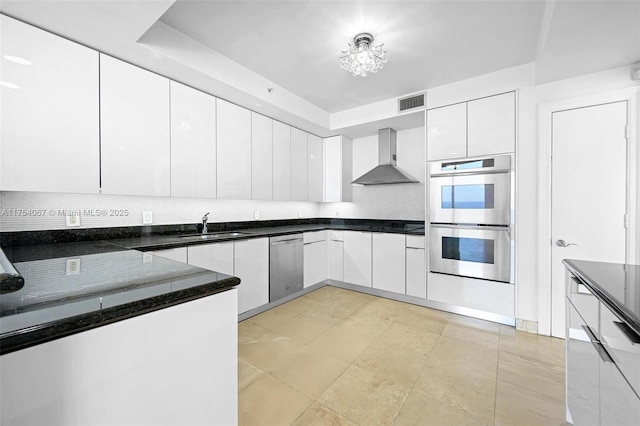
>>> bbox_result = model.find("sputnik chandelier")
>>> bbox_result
[340,32,387,77]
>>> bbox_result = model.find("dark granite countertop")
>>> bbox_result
[563,259,640,337]
[106,221,426,251]
[0,218,424,354]
[0,242,239,355]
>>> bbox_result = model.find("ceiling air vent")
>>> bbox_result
[398,93,425,113]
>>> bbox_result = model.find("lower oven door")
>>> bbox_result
[429,224,511,283]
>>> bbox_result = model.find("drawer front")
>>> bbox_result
[566,300,601,424]
[330,230,344,241]
[567,271,600,337]
[600,305,640,396]
[303,230,328,244]
[406,235,425,249]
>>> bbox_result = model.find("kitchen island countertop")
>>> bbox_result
[0,241,239,355]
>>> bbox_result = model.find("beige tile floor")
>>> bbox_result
[239,286,566,426]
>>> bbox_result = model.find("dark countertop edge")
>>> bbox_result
[126,226,426,252]
[563,259,640,338]
[0,218,425,248]
[0,276,240,356]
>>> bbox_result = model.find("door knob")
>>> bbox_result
[556,239,577,247]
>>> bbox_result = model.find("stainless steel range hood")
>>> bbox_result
[352,128,419,185]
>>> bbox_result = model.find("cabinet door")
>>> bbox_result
[235,238,269,314]
[343,231,372,287]
[324,135,353,202]
[329,240,344,281]
[307,134,323,202]
[566,300,600,425]
[100,55,170,196]
[426,103,467,161]
[170,81,216,198]
[372,233,405,294]
[151,247,187,263]
[0,15,100,193]
[291,128,308,201]
[217,99,252,199]
[251,113,273,200]
[600,358,640,426]
[187,242,234,275]
[406,248,426,298]
[304,240,328,287]
[467,92,515,157]
[272,121,291,201]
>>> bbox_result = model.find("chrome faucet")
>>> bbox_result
[202,212,210,234]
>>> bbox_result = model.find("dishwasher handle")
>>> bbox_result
[270,235,303,244]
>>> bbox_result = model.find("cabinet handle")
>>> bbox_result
[591,341,614,363]
[581,325,598,343]
[613,321,640,344]
[581,325,614,363]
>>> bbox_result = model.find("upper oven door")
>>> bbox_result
[430,171,511,225]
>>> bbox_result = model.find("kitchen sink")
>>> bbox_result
[178,231,251,239]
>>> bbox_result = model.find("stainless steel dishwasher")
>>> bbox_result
[269,234,303,302]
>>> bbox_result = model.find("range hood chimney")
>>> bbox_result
[352,128,419,185]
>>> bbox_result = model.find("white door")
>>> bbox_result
[551,101,628,337]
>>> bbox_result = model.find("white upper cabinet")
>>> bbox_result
[217,99,252,199]
[290,128,308,201]
[251,113,273,200]
[0,15,100,193]
[372,233,406,294]
[426,103,467,161]
[324,135,353,202]
[427,92,516,161]
[467,92,516,157]
[100,55,170,196]
[273,121,291,201]
[170,81,216,198]
[307,134,323,202]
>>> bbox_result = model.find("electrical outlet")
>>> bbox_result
[254,210,260,220]
[66,212,80,227]
[66,258,81,275]
[142,210,153,224]
[298,210,303,218]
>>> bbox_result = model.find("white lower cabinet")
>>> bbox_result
[150,247,187,263]
[406,236,426,298]
[0,290,238,425]
[372,233,405,294]
[235,239,269,313]
[187,239,268,314]
[188,242,233,275]
[406,248,426,298]
[303,231,328,287]
[343,231,372,287]
[329,240,344,281]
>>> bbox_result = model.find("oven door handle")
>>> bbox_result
[429,224,511,232]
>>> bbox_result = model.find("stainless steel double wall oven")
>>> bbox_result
[428,155,512,283]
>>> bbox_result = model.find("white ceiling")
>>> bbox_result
[1,0,638,135]
[160,0,546,113]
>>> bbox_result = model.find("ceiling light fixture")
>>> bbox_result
[340,33,387,77]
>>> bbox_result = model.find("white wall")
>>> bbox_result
[0,191,320,232]
[318,127,425,221]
